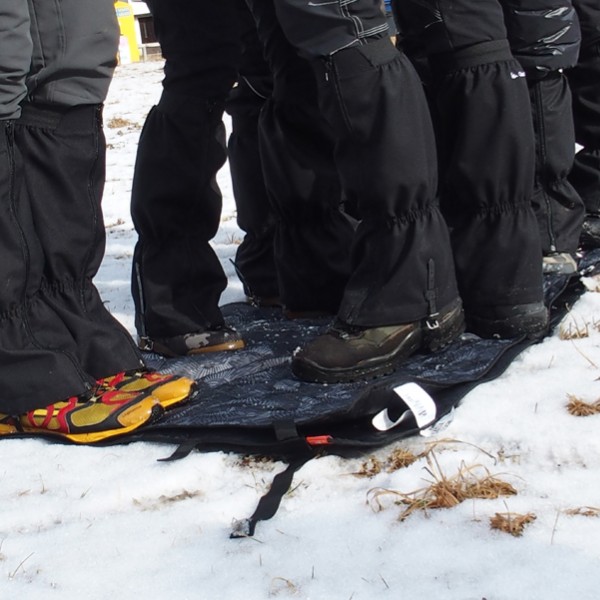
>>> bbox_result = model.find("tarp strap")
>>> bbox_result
[230,454,312,538]
[160,440,199,462]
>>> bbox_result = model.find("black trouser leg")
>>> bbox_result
[568,40,600,214]
[527,72,585,254]
[499,1,584,254]
[258,96,354,314]
[228,101,279,300]
[396,0,584,256]
[226,2,279,300]
[267,0,458,326]
[396,0,544,311]
[430,42,544,309]
[131,0,241,338]
[15,105,144,379]
[249,0,457,323]
[131,94,229,338]
[569,0,600,214]
[245,0,355,314]
[0,105,144,414]
[314,40,459,325]
[0,121,95,413]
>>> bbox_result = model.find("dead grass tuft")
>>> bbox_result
[353,456,383,478]
[386,448,420,472]
[106,116,137,129]
[563,506,600,517]
[237,455,275,468]
[352,448,419,478]
[559,320,590,340]
[566,393,600,416]
[367,452,516,521]
[133,489,203,511]
[559,310,600,341]
[490,512,536,537]
[106,218,126,229]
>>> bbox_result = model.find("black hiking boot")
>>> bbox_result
[291,298,464,383]
[466,302,549,340]
[542,252,578,275]
[139,326,245,357]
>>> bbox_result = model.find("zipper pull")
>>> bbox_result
[323,57,333,82]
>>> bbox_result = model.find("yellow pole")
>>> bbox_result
[114,1,141,63]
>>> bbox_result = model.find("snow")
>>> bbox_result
[1,60,600,600]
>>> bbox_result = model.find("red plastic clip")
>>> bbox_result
[306,435,333,446]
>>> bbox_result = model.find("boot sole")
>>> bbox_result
[20,403,165,444]
[148,339,245,357]
[467,306,549,340]
[187,339,246,355]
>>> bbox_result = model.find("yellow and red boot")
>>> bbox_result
[19,388,163,444]
[97,370,195,410]
[0,414,18,436]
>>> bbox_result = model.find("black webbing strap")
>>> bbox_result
[230,420,314,538]
[230,454,313,538]
[159,440,198,462]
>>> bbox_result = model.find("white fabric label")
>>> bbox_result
[371,382,437,432]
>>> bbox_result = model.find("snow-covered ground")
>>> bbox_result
[1,60,600,600]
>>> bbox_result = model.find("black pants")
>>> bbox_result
[245,0,355,314]
[0,106,143,414]
[569,0,600,214]
[500,0,584,254]
[394,0,544,310]
[225,21,278,301]
[131,0,278,339]
[247,0,460,326]
[396,0,585,255]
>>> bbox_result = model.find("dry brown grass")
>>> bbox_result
[557,329,600,368]
[367,451,516,521]
[559,320,590,340]
[566,393,600,416]
[352,448,420,478]
[354,439,496,480]
[106,116,137,129]
[237,455,275,468]
[387,447,420,472]
[490,512,536,537]
[353,456,384,478]
[133,489,203,510]
[563,506,600,517]
[559,309,600,340]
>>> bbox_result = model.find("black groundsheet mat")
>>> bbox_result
[126,249,600,453]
